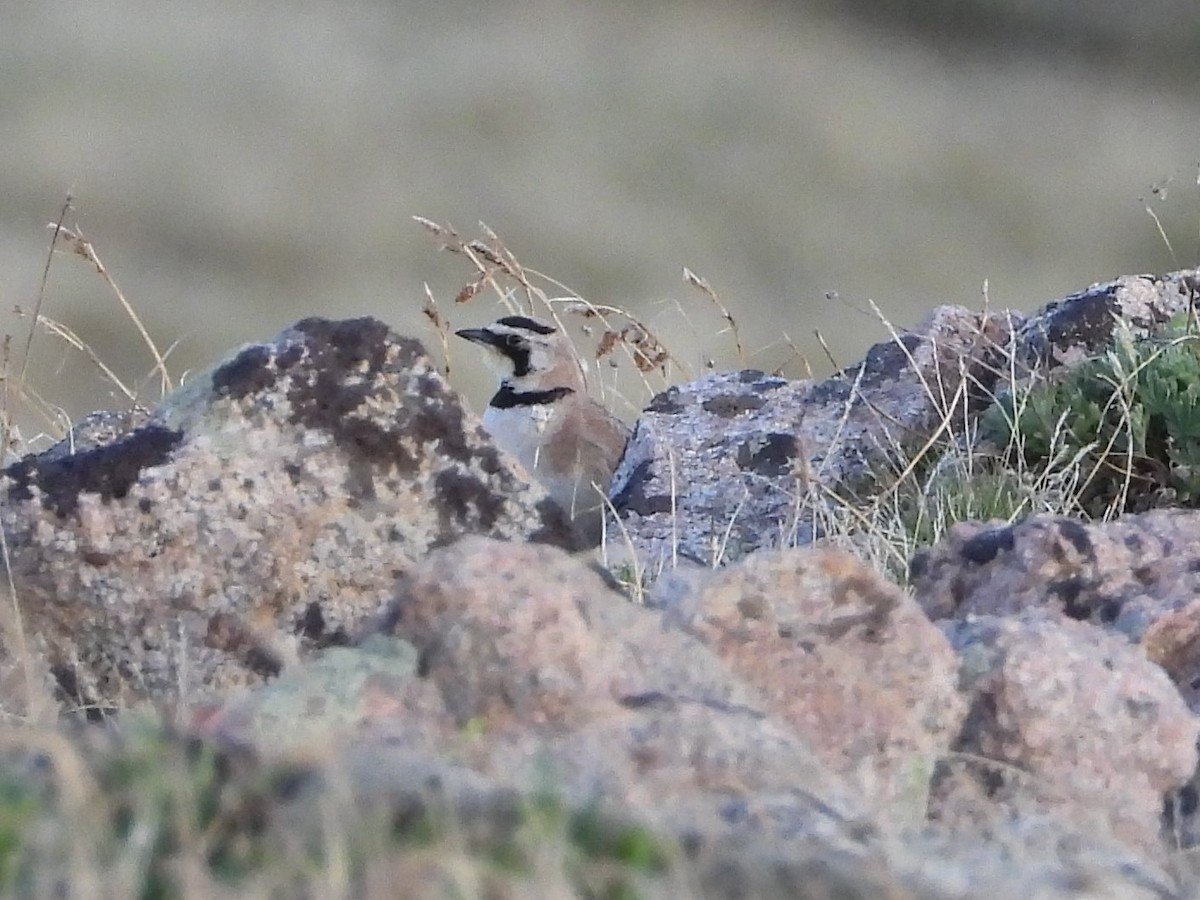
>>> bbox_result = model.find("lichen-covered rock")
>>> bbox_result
[932,612,1199,870]
[649,547,966,815]
[193,634,450,751]
[0,317,578,706]
[609,305,1015,568]
[1016,269,1200,370]
[383,535,639,729]
[1141,597,1200,712]
[908,510,1200,642]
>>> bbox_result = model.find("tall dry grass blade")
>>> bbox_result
[53,224,174,396]
[775,332,813,379]
[682,267,744,365]
[17,310,136,401]
[0,509,35,722]
[814,328,839,370]
[411,215,446,237]
[1143,199,1177,268]
[1141,171,1181,265]
[0,198,77,721]
[15,196,73,413]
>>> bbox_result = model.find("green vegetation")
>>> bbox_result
[983,314,1200,517]
[0,721,687,900]
[806,310,1200,588]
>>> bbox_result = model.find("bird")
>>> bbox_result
[455,315,630,545]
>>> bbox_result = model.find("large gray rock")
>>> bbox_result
[609,305,1015,567]
[0,317,578,706]
[605,268,1200,570]
[1015,269,1200,369]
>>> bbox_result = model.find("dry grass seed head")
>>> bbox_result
[49,221,173,397]
[415,217,690,411]
[683,266,743,365]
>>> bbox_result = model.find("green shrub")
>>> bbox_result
[983,314,1200,516]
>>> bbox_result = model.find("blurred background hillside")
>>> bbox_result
[3,0,1199,442]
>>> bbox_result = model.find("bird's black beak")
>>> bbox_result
[455,327,491,346]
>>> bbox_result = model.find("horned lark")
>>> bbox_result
[456,315,630,545]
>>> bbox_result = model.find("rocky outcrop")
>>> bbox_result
[201,537,1185,894]
[909,510,1200,713]
[208,537,872,849]
[0,317,578,706]
[6,266,1200,894]
[609,269,1200,571]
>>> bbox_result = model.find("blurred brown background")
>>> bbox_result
[3,0,1199,443]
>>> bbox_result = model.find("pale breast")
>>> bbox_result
[481,400,629,544]
[481,404,556,474]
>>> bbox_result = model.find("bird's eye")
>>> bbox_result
[504,335,521,348]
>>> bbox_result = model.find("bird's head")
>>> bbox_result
[455,315,584,390]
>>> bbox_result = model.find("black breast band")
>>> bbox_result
[490,385,574,409]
